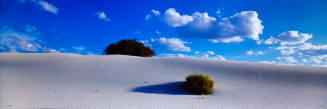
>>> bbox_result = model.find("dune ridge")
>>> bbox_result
[1,53,327,109]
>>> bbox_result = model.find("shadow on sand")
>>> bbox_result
[131,82,192,95]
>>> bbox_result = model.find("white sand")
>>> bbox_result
[1,53,327,109]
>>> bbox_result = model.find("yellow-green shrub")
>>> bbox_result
[184,74,214,95]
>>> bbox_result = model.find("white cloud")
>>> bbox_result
[301,58,307,63]
[276,43,327,56]
[187,12,217,28]
[216,9,221,18]
[206,51,215,55]
[309,55,327,64]
[300,44,327,56]
[153,8,264,43]
[157,53,186,58]
[134,31,141,34]
[72,46,85,51]
[158,52,226,60]
[0,25,57,53]
[214,55,226,60]
[264,31,312,45]
[37,1,58,14]
[260,61,277,64]
[145,14,151,21]
[246,51,254,55]
[43,48,60,53]
[217,11,263,41]
[246,50,264,55]
[155,30,160,34]
[152,9,160,15]
[258,51,264,55]
[200,51,216,58]
[209,36,243,43]
[70,46,89,54]
[161,8,194,27]
[96,11,110,21]
[24,25,38,33]
[58,46,95,55]
[273,43,327,66]
[272,39,327,67]
[18,0,58,14]
[263,30,327,66]
[0,25,95,55]
[149,37,191,52]
[216,10,221,15]
[140,40,150,46]
[276,56,298,63]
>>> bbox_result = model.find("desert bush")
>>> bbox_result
[104,39,155,57]
[184,74,214,95]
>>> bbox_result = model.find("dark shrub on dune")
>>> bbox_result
[184,74,214,95]
[104,39,155,57]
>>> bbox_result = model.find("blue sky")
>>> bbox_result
[1,0,327,66]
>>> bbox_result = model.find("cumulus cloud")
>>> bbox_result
[305,55,327,67]
[270,32,327,66]
[145,9,161,21]
[276,43,327,66]
[261,30,327,66]
[153,8,264,43]
[96,11,110,21]
[145,37,191,52]
[276,44,327,66]
[300,43,327,56]
[264,31,312,45]
[162,8,194,27]
[152,10,160,15]
[0,25,57,53]
[216,11,263,41]
[192,50,217,58]
[36,1,58,14]
[246,50,264,55]
[276,43,327,56]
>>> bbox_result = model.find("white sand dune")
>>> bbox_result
[1,53,327,109]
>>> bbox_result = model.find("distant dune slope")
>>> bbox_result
[1,53,327,109]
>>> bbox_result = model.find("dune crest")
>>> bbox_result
[1,53,327,109]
